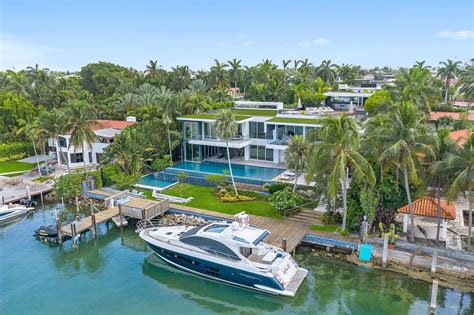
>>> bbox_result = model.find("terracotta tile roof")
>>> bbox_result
[448,129,471,146]
[430,111,474,122]
[91,120,136,131]
[398,197,456,220]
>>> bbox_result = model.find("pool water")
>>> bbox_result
[1,205,473,315]
[170,161,285,181]
[137,175,177,189]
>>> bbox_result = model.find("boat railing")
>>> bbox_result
[136,218,162,232]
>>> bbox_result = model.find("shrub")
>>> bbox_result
[205,172,228,187]
[220,195,256,202]
[151,155,173,171]
[269,187,302,216]
[177,171,188,183]
[321,210,342,225]
[54,173,83,201]
[0,142,33,162]
[266,183,291,194]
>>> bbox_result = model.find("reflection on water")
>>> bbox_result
[1,204,473,315]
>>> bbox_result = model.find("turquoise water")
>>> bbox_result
[138,174,177,188]
[170,161,285,181]
[1,205,473,315]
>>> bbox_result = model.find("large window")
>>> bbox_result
[185,143,200,161]
[58,137,67,148]
[184,122,202,140]
[70,153,83,163]
[266,124,275,140]
[249,122,265,139]
[204,122,217,140]
[250,145,273,161]
[180,236,240,261]
[88,152,93,163]
[276,125,304,141]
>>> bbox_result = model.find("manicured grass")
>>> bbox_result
[160,183,282,219]
[267,117,321,125]
[179,114,249,121]
[2,172,26,177]
[310,224,339,232]
[231,109,277,116]
[0,161,36,173]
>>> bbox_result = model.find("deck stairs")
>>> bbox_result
[285,209,322,226]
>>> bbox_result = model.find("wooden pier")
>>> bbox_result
[61,206,120,236]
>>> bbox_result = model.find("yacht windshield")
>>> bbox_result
[203,224,229,234]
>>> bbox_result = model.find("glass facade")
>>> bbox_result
[250,145,273,161]
[249,122,265,139]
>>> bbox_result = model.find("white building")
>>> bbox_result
[48,118,136,169]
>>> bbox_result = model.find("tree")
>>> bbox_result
[364,90,392,114]
[16,119,44,175]
[438,59,462,102]
[214,109,239,196]
[285,135,309,191]
[316,60,338,84]
[37,109,71,172]
[379,101,436,242]
[437,115,454,129]
[65,100,96,170]
[227,58,242,89]
[307,115,376,231]
[442,133,473,250]
[210,59,229,86]
[145,60,161,78]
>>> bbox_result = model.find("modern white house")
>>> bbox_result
[176,102,323,165]
[48,117,136,169]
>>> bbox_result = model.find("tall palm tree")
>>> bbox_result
[215,109,239,196]
[431,129,457,243]
[307,115,375,231]
[286,135,309,192]
[65,101,97,170]
[282,59,292,83]
[337,64,357,85]
[159,93,181,161]
[145,60,160,78]
[379,101,436,242]
[459,64,474,111]
[438,59,462,102]
[210,59,229,86]
[37,109,71,172]
[316,60,338,84]
[227,58,242,89]
[442,133,473,250]
[16,119,44,176]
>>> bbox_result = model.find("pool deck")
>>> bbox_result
[204,157,286,169]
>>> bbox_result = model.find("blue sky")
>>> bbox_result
[1,0,473,71]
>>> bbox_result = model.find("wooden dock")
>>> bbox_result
[61,206,120,236]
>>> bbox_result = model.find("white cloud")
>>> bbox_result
[237,34,245,39]
[437,30,474,40]
[242,40,256,46]
[0,33,61,70]
[218,42,231,48]
[298,38,329,47]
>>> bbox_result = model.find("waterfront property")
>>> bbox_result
[48,117,136,169]
[177,101,321,166]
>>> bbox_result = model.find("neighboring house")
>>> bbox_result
[177,102,321,165]
[48,117,136,168]
[448,129,471,147]
[429,111,474,129]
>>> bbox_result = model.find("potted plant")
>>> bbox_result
[379,223,399,249]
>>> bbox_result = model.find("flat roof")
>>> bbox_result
[231,109,277,116]
[324,91,372,98]
[178,114,249,121]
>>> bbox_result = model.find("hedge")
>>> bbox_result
[0,142,34,162]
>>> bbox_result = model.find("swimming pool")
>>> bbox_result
[169,161,285,181]
[137,175,178,190]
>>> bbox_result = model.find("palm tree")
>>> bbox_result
[282,59,292,83]
[431,129,457,243]
[159,93,181,161]
[210,59,229,86]
[316,60,338,84]
[307,115,375,231]
[286,135,309,191]
[16,119,44,176]
[227,58,242,89]
[438,59,462,102]
[214,109,239,196]
[337,64,357,85]
[379,101,436,242]
[145,60,160,78]
[442,133,473,250]
[65,101,97,170]
[459,64,474,112]
[37,109,71,172]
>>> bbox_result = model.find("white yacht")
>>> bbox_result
[139,212,308,297]
[0,204,34,225]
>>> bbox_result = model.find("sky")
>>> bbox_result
[1,0,473,71]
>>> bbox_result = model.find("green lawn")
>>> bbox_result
[33,177,49,183]
[310,225,339,232]
[157,183,281,219]
[0,161,36,174]
[267,117,320,125]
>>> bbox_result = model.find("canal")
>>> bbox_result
[1,205,472,314]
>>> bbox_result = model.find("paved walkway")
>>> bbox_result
[18,155,54,163]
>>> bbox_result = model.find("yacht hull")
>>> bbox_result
[145,241,290,296]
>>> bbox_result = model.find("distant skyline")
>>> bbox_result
[1,0,473,71]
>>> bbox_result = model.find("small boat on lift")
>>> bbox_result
[0,204,34,226]
[139,212,308,297]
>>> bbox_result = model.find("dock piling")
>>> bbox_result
[56,218,62,244]
[91,214,97,238]
[382,234,389,268]
[430,280,438,314]
[281,238,287,251]
[431,252,438,274]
